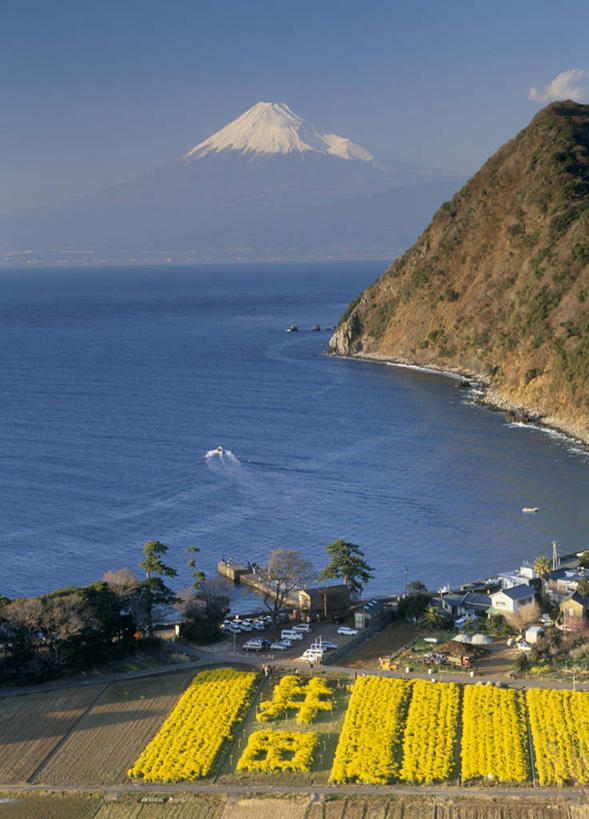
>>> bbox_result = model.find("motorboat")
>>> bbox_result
[215,446,224,455]
[286,324,298,333]
[522,507,539,513]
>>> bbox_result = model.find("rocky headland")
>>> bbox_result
[330,101,589,444]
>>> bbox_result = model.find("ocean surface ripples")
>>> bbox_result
[1,261,588,603]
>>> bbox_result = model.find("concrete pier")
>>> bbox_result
[217,561,250,583]
[239,573,299,607]
[217,561,299,607]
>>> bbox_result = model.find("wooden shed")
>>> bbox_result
[298,584,351,618]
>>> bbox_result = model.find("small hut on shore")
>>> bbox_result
[298,584,351,619]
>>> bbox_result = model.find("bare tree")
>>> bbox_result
[40,595,87,667]
[508,601,541,635]
[102,567,139,595]
[177,578,230,644]
[263,548,315,622]
[2,597,44,658]
[3,594,87,671]
[102,568,141,640]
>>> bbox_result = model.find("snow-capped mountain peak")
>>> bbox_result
[184,101,375,162]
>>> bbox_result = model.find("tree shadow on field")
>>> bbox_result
[1,707,169,745]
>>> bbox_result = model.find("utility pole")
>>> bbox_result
[552,540,559,571]
[404,565,408,596]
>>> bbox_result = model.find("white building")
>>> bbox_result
[497,562,536,590]
[490,584,535,615]
[525,625,544,644]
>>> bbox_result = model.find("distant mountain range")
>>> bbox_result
[330,101,589,444]
[0,101,462,263]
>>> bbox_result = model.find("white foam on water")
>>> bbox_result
[204,448,239,461]
[204,450,241,471]
[384,360,464,381]
[504,421,589,459]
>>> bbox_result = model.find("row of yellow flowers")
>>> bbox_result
[330,677,412,784]
[127,668,258,782]
[400,679,460,783]
[527,689,589,785]
[257,675,333,724]
[237,730,318,772]
[126,666,589,786]
[460,685,529,783]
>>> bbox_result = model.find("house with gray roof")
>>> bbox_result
[559,590,589,628]
[545,567,589,604]
[489,584,535,615]
[440,590,492,619]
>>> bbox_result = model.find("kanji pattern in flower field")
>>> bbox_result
[257,675,333,725]
[237,730,318,772]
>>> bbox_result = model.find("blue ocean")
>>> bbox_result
[1,262,588,605]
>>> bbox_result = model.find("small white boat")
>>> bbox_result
[522,506,539,513]
[215,446,224,455]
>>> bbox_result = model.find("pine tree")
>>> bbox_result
[318,540,373,596]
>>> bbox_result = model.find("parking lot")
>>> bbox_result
[220,615,359,663]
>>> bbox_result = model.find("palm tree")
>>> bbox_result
[533,555,551,582]
[421,605,448,630]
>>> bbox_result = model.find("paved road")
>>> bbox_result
[1,639,586,699]
[0,780,587,803]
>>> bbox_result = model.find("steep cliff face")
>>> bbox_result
[330,101,589,442]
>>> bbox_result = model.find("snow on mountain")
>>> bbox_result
[184,101,375,162]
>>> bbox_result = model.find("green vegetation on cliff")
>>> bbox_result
[330,101,589,441]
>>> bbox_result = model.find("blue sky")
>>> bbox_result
[2,0,589,211]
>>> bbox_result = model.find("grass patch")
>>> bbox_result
[0,792,102,819]
[94,792,225,818]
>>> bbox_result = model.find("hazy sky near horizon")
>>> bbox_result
[2,0,589,212]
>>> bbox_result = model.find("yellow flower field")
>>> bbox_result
[127,667,258,782]
[527,689,589,785]
[330,676,412,784]
[460,684,529,783]
[400,679,460,783]
[257,675,333,725]
[237,730,318,772]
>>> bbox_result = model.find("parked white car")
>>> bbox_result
[271,640,290,651]
[293,623,312,633]
[243,639,266,651]
[281,629,304,640]
[337,626,359,636]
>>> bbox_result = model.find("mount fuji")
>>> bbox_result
[184,101,376,162]
[1,102,463,262]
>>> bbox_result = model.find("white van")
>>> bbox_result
[281,629,304,641]
[301,648,323,661]
[293,623,312,633]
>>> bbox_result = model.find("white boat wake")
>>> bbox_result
[204,447,239,463]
